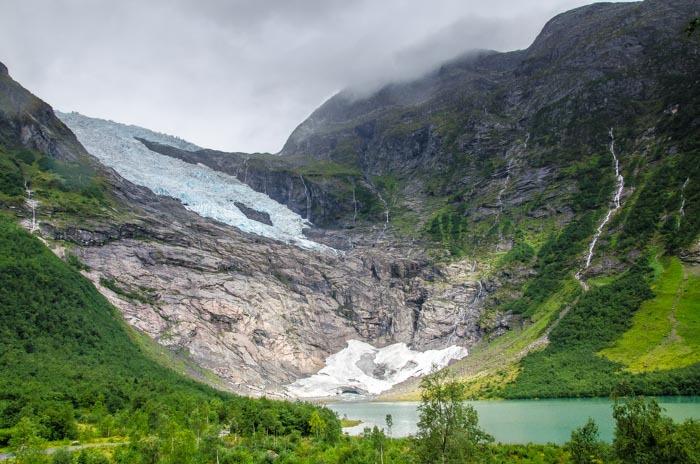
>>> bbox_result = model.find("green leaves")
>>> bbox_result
[414,370,493,464]
[613,397,700,464]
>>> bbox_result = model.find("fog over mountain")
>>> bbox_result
[0,0,633,153]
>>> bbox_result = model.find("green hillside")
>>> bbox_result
[0,213,341,460]
[0,213,220,423]
[600,257,700,373]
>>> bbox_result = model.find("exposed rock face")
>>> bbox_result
[0,62,488,397]
[276,0,699,230]
[44,110,490,396]
[0,62,91,162]
[234,202,273,226]
[46,196,487,396]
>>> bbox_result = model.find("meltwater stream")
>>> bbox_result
[57,112,331,252]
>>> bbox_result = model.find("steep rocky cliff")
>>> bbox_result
[0,62,90,162]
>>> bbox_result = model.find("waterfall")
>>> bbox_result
[242,157,249,184]
[24,181,38,232]
[375,190,389,242]
[679,177,689,221]
[496,158,513,210]
[351,181,358,225]
[495,133,526,244]
[299,174,311,220]
[575,128,625,284]
[495,158,512,245]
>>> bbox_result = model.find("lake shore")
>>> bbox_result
[328,396,700,444]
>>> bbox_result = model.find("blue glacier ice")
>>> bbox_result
[57,112,331,252]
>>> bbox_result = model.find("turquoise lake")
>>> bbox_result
[328,397,700,444]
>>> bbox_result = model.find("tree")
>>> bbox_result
[366,426,386,464]
[188,404,210,445]
[40,403,77,441]
[385,414,393,437]
[75,449,110,464]
[413,369,493,464]
[9,417,47,464]
[613,397,700,464]
[309,411,326,440]
[566,419,607,464]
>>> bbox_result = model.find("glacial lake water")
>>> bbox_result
[328,397,700,444]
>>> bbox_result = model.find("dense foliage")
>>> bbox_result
[502,260,700,398]
[565,397,700,464]
[0,146,114,219]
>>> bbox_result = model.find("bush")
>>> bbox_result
[50,449,72,464]
[613,397,700,464]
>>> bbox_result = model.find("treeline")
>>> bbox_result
[5,370,699,463]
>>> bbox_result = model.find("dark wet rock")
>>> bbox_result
[234,201,273,226]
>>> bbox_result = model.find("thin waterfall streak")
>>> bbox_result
[351,181,358,225]
[25,180,38,232]
[576,128,625,283]
[680,178,689,219]
[375,190,389,243]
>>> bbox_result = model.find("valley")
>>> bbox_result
[0,0,699,462]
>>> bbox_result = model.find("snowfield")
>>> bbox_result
[287,340,468,398]
[57,112,331,252]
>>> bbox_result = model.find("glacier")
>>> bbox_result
[57,112,331,252]
[287,340,468,398]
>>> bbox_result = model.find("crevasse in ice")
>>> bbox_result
[287,340,468,397]
[57,112,331,252]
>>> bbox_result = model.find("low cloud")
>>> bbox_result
[0,0,632,153]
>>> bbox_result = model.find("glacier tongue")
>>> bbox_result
[57,112,331,252]
[287,340,468,398]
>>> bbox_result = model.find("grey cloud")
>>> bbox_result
[0,0,634,153]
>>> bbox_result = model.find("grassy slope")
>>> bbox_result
[0,213,226,427]
[600,257,700,372]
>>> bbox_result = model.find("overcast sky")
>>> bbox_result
[0,0,632,153]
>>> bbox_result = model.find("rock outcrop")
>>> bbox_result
[0,62,92,162]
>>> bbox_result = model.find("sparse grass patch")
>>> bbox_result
[340,418,362,428]
[600,257,700,372]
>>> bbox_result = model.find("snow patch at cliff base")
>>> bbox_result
[287,340,468,398]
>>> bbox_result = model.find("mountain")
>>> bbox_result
[0,95,338,455]
[1,0,699,403]
[51,111,479,398]
[1,65,482,398]
[0,61,89,162]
